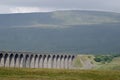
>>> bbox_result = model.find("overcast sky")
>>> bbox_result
[0,0,120,13]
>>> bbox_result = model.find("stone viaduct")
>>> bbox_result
[0,51,76,69]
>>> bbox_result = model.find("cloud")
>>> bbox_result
[0,0,120,13]
[9,7,54,13]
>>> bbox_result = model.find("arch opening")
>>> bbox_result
[30,55,34,68]
[34,55,38,68]
[56,55,60,69]
[19,54,23,68]
[60,55,64,69]
[39,55,43,68]
[15,54,19,67]
[47,55,51,68]
[0,53,3,67]
[52,55,56,68]
[9,54,14,67]
[25,55,29,68]
[64,55,68,69]
[4,54,9,67]
[68,55,71,69]
[43,55,47,68]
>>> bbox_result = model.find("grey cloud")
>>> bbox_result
[0,0,120,13]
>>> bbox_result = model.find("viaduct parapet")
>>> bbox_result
[0,51,76,69]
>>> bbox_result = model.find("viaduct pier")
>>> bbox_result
[0,51,76,69]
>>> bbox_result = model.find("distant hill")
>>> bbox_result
[1,10,120,28]
[0,10,120,54]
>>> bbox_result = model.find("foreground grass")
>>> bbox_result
[0,68,120,80]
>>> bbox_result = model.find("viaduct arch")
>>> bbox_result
[0,51,76,69]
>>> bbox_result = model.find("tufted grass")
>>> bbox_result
[0,68,120,80]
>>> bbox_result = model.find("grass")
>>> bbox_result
[0,68,120,80]
[73,55,120,70]
[73,55,95,69]
[73,55,83,67]
[96,57,120,70]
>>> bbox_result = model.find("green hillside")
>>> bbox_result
[52,10,120,25]
[73,54,120,70]
[96,56,120,70]
[1,10,120,28]
[0,10,120,54]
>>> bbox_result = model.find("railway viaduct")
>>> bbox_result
[0,51,76,69]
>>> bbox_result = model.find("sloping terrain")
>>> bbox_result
[0,10,120,54]
[96,57,120,70]
[1,10,120,28]
[73,54,120,70]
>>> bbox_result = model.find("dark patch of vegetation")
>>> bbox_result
[94,55,114,63]
[113,54,120,57]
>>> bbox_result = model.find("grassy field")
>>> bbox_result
[0,68,120,80]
